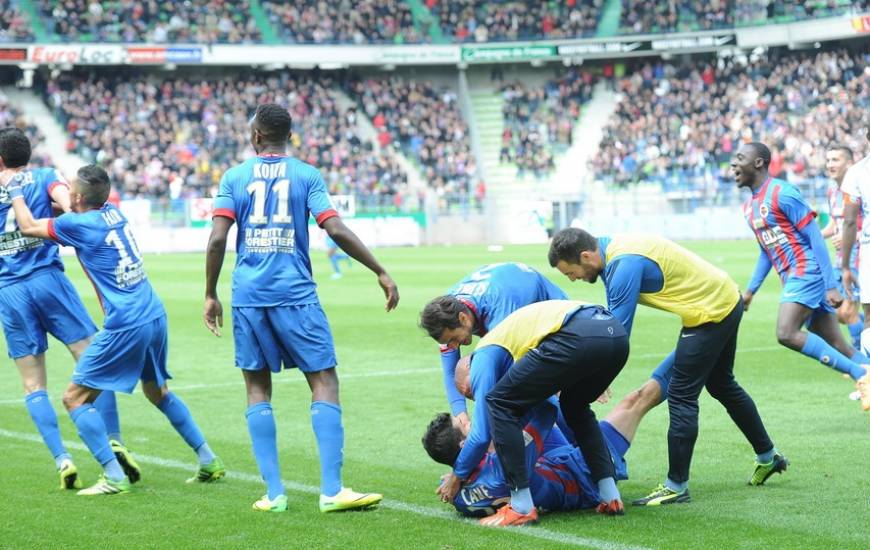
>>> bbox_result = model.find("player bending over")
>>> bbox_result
[419,262,567,435]
[423,365,667,518]
[733,141,870,410]
[0,128,133,489]
[205,103,399,513]
[6,164,224,495]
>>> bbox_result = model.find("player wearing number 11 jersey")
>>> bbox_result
[205,103,399,513]
[6,164,224,495]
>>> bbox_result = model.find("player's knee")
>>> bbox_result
[62,388,87,411]
[775,327,800,348]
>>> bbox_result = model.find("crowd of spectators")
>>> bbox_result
[43,71,407,203]
[36,0,261,43]
[499,69,596,178]
[427,0,603,42]
[344,75,477,208]
[620,0,731,34]
[263,0,423,44]
[735,1,869,26]
[0,0,35,43]
[591,49,870,194]
[0,93,52,167]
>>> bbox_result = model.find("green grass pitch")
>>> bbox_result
[0,240,867,549]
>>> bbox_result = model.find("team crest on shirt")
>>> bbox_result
[759,204,769,218]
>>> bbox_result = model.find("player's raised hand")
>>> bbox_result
[826,287,844,309]
[437,472,462,503]
[203,296,223,337]
[842,270,855,300]
[378,272,399,311]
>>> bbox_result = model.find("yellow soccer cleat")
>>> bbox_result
[186,456,226,484]
[58,458,82,490]
[110,439,141,484]
[77,474,130,496]
[319,487,382,513]
[253,494,288,512]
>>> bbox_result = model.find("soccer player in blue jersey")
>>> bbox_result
[0,128,135,490]
[419,263,567,434]
[821,144,863,350]
[204,103,399,513]
[423,366,666,518]
[733,142,870,410]
[5,164,224,495]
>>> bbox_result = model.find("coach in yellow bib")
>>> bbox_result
[548,229,782,506]
[436,300,630,527]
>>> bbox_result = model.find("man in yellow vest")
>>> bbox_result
[548,228,784,506]
[435,300,629,527]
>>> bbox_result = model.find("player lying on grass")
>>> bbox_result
[419,263,567,436]
[432,300,629,527]
[5,164,225,495]
[0,127,133,490]
[423,362,668,519]
[733,141,870,411]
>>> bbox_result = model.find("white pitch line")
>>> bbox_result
[0,428,653,550]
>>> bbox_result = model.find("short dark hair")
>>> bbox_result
[827,142,854,160]
[422,413,462,466]
[548,227,598,267]
[254,103,292,144]
[77,164,111,207]
[0,127,31,168]
[419,296,468,340]
[747,141,771,168]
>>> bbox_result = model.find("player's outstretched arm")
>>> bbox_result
[321,216,399,311]
[204,215,233,336]
[5,179,51,239]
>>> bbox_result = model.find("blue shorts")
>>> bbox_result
[781,275,836,315]
[72,315,170,393]
[0,269,97,359]
[232,303,337,373]
[835,267,860,302]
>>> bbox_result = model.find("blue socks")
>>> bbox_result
[849,314,864,351]
[510,487,534,514]
[665,478,688,493]
[157,392,212,463]
[94,391,122,443]
[597,477,620,503]
[329,255,341,275]
[246,402,284,500]
[69,403,124,481]
[651,351,675,401]
[25,390,70,467]
[801,332,867,380]
[311,401,343,497]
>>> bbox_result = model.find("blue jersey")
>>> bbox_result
[213,155,338,307]
[440,263,567,416]
[0,167,67,284]
[49,204,164,330]
[743,177,822,283]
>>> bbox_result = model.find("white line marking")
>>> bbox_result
[0,428,653,550]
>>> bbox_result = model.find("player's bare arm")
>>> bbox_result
[49,180,72,213]
[321,216,399,311]
[5,179,52,239]
[840,200,860,298]
[204,215,234,336]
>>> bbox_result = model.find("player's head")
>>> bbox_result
[826,143,853,183]
[454,355,472,399]
[250,103,292,154]
[548,227,603,283]
[421,413,464,467]
[0,127,31,169]
[71,164,111,212]
[419,296,475,349]
[730,142,771,188]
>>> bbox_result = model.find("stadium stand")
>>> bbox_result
[262,0,423,44]
[42,71,410,202]
[499,68,596,178]
[591,49,870,195]
[0,92,51,167]
[34,0,261,43]
[619,0,732,34]
[0,0,35,43]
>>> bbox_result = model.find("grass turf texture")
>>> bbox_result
[0,240,867,549]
